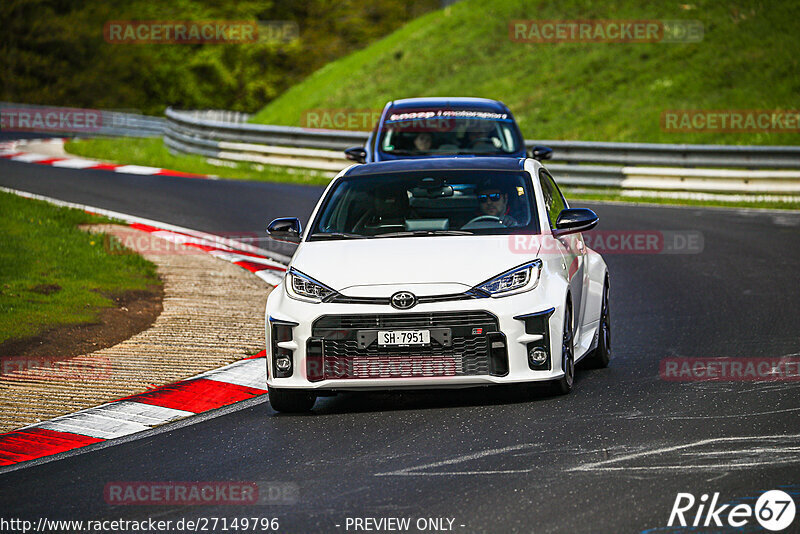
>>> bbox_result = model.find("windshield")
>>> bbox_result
[378,110,523,157]
[309,170,539,240]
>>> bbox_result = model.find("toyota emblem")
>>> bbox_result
[390,291,417,310]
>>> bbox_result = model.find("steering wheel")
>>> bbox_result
[471,137,494,145]
[463,215,504,228]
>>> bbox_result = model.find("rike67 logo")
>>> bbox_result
[669,490,796,531]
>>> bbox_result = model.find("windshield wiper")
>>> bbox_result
[374,230,473,238]
[311,232,366,239]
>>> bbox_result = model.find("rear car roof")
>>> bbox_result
[344,157,527,176]
[387,97,511,114]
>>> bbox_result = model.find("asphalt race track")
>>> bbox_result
[1,156,798,533]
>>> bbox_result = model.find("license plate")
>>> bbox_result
[377,330,430,346]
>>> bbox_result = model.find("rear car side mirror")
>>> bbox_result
[267,217,303,243]
[554,208,598,236]
[531,145,553,161]
[344,147,367,163]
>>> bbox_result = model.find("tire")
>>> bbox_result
[551,301,575,395]
[584,277,611,369]
[268,387,316,413]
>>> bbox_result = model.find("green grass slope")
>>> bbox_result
[252,0,800,145]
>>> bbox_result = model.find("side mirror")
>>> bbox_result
[344,147,367,163]
[554,208,598,236]
[267,217,302,243]
[531,145,553,161]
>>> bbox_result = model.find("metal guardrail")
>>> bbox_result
[166,108,367,151]
[163,107,800,194]
[522,140,800,169]
[546,164,800,194]
[1,102,165,138]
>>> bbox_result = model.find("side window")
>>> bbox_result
[539,171,566,228]
[539,175,554,223]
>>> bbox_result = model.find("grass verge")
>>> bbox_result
[0,191,161,344]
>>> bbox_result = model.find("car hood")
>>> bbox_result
[291,235,542,296]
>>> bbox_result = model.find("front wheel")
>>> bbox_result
[551,303,575,395]
[584,277,611,369]
[268,387,316,413]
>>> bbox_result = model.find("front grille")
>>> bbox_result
[309,312,499,380]
[313,311,498,330]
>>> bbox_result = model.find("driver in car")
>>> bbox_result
[460,120,498,152]
[476,183,518,226]
[413,132,433,152]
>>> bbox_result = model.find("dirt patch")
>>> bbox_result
[29,284,62,295]
[0,284,163,362]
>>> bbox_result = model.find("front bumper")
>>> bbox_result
[265,283,566,391]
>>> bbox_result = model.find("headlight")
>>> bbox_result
[474,260,542,297]
[285,268,335,303]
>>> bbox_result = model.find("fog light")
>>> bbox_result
[276,356,292,372]
[270,318,297,378]
[529,347,548,366]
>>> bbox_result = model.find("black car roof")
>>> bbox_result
[387,97,510,113]
[344,157,527,176]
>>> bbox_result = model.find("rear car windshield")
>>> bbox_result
[309,170,539,240]
[378,110,523,157]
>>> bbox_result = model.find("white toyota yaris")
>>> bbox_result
[265,157,610,412]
